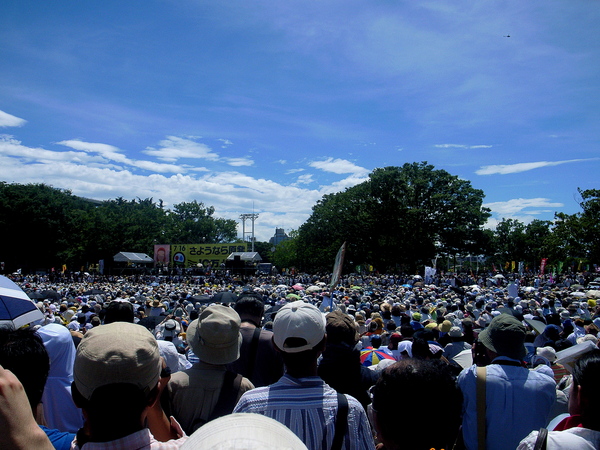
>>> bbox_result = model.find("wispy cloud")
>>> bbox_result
[484,198,563,215]
[225,157,254,167]
[218,139,233,148]
[58,139,187,173]
[286,168,305,174]
[309,157,369,176]
[143,136,220,162]
[476,158,598,175]
[294,174,314,185]
[435,144,492,149]
[0,110,27,128]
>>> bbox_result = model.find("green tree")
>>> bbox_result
[164,200,237,244]
[0,182,97,271]
[492,218,527,266]
[272,230,299,271]
[523,219,552,268]
[296,163,490,273]
[252,241,274,263]
[578,188,600,264]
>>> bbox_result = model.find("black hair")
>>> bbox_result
[72,382,154,442]
[0,328,50,411]
[279,336,326,374]
[400,324,414,338]
[104,301,134,324]
[234,293,264,319]
[571,349,600,429]
[411,338,433,360]
[371,359,462,450]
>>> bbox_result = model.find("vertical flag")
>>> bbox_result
[330,241,347,289]
[511,261,516,272]
[518,261,524,275]
[540,258,548,275]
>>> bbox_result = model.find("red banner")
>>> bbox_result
[540,258,548,275]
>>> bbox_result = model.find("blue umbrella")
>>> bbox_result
[0,275,44,329]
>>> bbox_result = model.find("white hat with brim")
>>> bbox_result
[181,413,308,450]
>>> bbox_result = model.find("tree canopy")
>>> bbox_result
[0,182,237,272]
[295,163,491,272]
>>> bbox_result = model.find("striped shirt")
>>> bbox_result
[233,374,375,450]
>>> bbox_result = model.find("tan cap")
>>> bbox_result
[187,305,242,365]
[73,322,161,400]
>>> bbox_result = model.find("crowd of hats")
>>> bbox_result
[13,272,600,355]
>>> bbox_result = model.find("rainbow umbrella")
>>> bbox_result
[360,347,395,367]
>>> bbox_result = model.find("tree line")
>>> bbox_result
[0,182,237,273]
[271,163,599,275]
[1,162,598,275]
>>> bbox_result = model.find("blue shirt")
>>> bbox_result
[40,425,75,450]
[458,357,556,450]
[233,374,375,450]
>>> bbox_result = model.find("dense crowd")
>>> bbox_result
[1,270,600,449]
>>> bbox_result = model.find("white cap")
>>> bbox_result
[273,301,325,353]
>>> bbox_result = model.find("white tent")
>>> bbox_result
[226,252,262,263]
[113,252,154,263]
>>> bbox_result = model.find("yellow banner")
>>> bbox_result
[169,243,247,268]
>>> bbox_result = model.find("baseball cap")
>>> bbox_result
[325,310,359,345]
[73,322,161,401]
[273,301,325,353]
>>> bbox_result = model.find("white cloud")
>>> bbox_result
[0,110,27,128]
[309,157,369,176]
[435,144,492,149]
[483,197,565,230]
[57,139,129,164]
[435,144,467,149]
[277,159,287,164]
[286,168,305,174]
[294,174,314,185]
[218,139,233,148]
[143,136,220,162]
[476,158,598,175]
[484,198,563,215]
[57,139,188,173]
[225,157,254,167]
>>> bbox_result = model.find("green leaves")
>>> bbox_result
[295,163,490,273]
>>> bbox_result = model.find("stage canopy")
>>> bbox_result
[113,252,154,264]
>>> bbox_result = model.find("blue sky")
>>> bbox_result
[1,1,598,242]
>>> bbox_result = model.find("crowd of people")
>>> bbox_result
[1,269,600,449]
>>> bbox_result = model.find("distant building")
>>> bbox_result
[269,228,289,246]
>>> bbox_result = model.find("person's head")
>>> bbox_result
[273,301,326,374]
[103,301,134,324]
[0,327,50,412]
[400,324,414,339]
[71,322,162,441]
[478,313,526,360]
[570,349,600,429]
[187,305,242,365]
[325,310,358,347]
[370,335,382,349]
[234,293,265,327]
[371,359,462,450]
